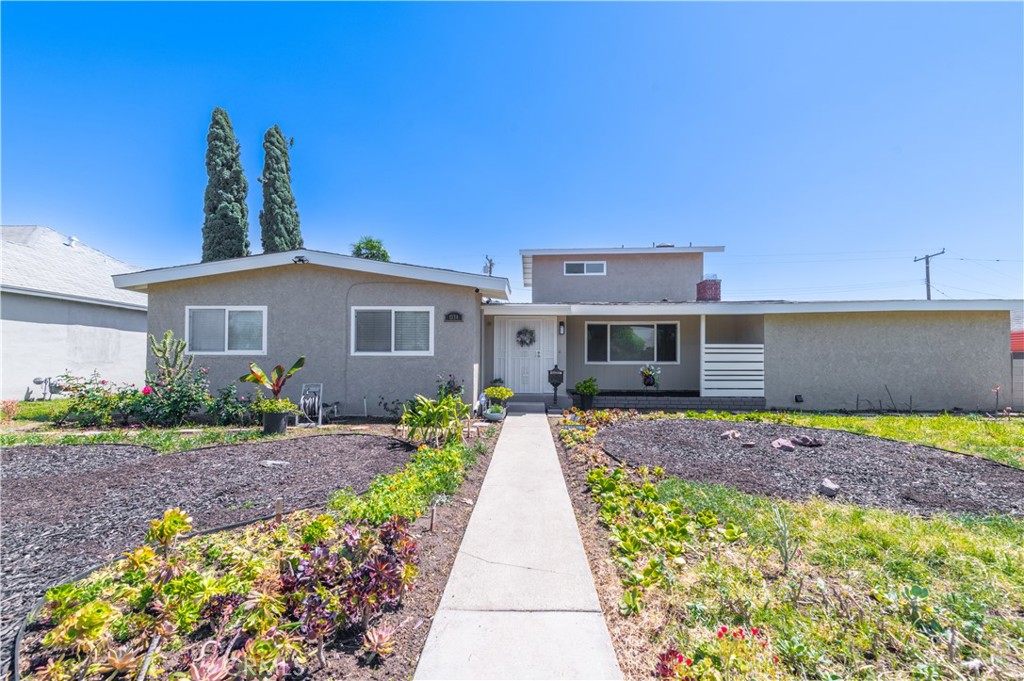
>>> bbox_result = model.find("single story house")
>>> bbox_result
[113,245,1021,414]
[1,226,148,400]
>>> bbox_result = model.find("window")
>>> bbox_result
[186,306,266,354]
[351,307,433,356]
[585,322,678,363]
[564,261,606,276]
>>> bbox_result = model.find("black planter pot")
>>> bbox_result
[579,394,595,410]
[643,375,656,387]
[262,412,290,435]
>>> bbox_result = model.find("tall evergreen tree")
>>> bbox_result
[259,124,303,252]
[201,107,249,262]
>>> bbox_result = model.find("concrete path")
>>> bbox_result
[415,413,622,680]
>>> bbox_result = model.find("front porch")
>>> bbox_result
[482,306,766,411]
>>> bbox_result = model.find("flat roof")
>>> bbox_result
[483,299,1022,316]
[113,248,512,299]
[520,245,724,287]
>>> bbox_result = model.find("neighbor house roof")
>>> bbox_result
[520,245,725,287]
[113,248,512,300]
[1,225,147,310]
[483,299,1023,316]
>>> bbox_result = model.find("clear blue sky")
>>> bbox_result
[3,2,1022,302]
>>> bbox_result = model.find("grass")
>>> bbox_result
[650,478,1024,679]
[9,400,64,422]
[680,410,1024,469]
[0,427,267,453]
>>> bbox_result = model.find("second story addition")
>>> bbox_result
[521,245,725,304]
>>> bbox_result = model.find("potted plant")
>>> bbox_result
[572,377,599,410]
[240,356,305,435]
[483,385,514,421]
[639,363,661,388]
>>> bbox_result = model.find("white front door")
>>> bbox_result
[494,317,557,394]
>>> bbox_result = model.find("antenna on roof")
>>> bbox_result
[482,255,495,276]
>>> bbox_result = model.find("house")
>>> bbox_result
[114,244,1020,415]
[1,226,148,400]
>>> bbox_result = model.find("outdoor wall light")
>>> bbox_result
[292,255,309,264]
[558,321,565,335]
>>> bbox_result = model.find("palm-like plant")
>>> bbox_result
[240,357,305,399]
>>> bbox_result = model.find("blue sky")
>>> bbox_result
[3,1,1022,302]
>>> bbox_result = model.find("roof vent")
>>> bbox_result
[65,235,79,248]
[655,243,675,248]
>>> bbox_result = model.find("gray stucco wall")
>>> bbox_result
[530,253,704,303]
[1,292,147,400]
[764,311,1011,412]
[565,315,700,392]
[145,264,482,416]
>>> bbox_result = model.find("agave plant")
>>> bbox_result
[362,622,397,663]
[99,645,142,677]
[240,357,305,399]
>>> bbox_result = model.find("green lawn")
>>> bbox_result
[0,426,267,453]
[679,410,1024,469]
[9,399,64,422]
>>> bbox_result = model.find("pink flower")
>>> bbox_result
[100,379,107,384]
[142,386,153,396]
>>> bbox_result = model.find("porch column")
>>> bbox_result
[699,314,706,396]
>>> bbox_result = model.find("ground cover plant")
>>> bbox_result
[16,433,488,681]
[558,410,1024,680]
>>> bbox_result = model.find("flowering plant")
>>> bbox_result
[640,363,661,387]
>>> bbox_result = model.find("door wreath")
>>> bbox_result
[515,328,536,347]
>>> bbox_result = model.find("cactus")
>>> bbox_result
[148,330,194,384]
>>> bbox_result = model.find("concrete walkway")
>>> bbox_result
[415,413,622,680]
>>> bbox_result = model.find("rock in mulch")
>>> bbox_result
[598,419,1024,517]
[771,438,796,451]
[819,478,840,497]
[0,434,414,676]
[720,429,742,440]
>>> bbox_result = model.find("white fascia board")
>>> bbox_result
[519,246,726,256]
[482,303,573,316]
[0,285,148,311]
[559,300,1023,316]
[112,249,512,299]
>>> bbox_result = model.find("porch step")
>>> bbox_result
[506,401,548,414]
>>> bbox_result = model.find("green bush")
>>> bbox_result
[209,385,260,426]
[574,376,600,396]
[484,386,514,405]
[400,394,469,447]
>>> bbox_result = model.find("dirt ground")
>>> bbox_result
[598,418,1024,517]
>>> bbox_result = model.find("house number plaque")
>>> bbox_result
[444,311,463,322]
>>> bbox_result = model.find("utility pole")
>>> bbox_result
[914,248,945,300]
[483,255,495,276]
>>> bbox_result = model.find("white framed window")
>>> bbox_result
[185,306,267,355]
[351,306,434,356]
[585,321,679,364]
[564,260,606,276]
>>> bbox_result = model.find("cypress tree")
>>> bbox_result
[201,107,249,262]
[259,124,303,252]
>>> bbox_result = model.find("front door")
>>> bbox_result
[495,317,556,394]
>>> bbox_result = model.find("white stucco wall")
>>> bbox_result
[1,292,147,400]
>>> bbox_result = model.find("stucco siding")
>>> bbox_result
[145,264,481,415]
[764,311,1011,412]
[565,315,700,391]
[530,253,704,303]
[1,292,147,399]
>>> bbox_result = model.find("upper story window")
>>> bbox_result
[186,306,266,355]
[352,306,434,356]
[564,261,606,276]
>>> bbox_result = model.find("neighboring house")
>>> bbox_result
[114,244,1020,415]
[1,226,148,400]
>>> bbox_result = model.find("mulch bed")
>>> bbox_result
[598,419,1024,517]
[1,434,414,677]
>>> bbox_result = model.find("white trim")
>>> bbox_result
[112,249,511,300]
[584,320,681,365]
[0,285,147,312]
[350,306,435,357]
[563,260,606,276]
[521,246,725,256]
[484,299,1022,316]
[185,305,267,355]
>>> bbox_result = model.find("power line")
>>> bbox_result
[914,248,945,300]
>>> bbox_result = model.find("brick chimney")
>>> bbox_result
[696,274,721,302]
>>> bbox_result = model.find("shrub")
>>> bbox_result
[400,394,469,447]
[436,373,464,400]
[483,386,514,405]
[209,384,260,426]
[53,372,125,427]
[133,368,213,427]
[1,399,19,421]
[574,377,600,396]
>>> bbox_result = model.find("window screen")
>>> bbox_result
[586,324,608,363]
[355,310,392,352]
[189,309,225,352]
[564,262,586,274]
[656,324,678,362]
[609,325,655,362]
[395,311,430,352]
[228,310,264,351]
